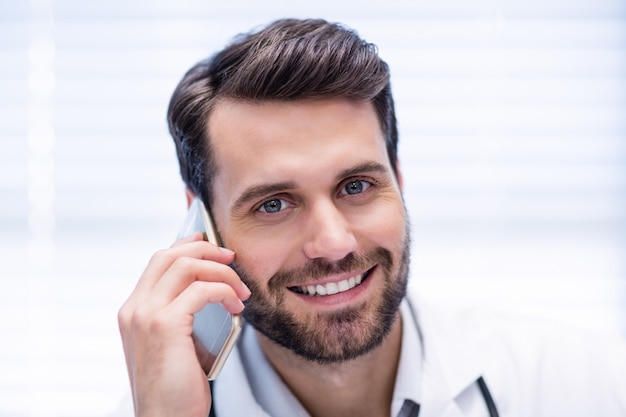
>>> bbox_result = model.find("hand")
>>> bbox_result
[118,233,251,417]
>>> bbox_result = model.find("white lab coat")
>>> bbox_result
[408,293,626,416]
[111,288,626,416]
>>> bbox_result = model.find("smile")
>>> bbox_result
[289,270,371,296]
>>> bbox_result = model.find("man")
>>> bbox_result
[117,18,626,417]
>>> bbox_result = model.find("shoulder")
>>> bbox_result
[407,288,626,414]
[408,286,626,364]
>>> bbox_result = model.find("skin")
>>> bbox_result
[119,98,408,417]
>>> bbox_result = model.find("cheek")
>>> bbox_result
[230,237,289,284]
[352,200,406,247]
[374,222,406,258]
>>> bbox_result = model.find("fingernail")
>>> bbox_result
[219,247,234,256]
[241,280,252,296]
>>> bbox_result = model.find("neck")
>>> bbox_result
[256,313,403,417]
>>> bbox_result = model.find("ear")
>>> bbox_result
[395,159,404,191]
[185,188,196,209]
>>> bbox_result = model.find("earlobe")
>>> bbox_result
[185,188,196,208]
[395,159,404,191]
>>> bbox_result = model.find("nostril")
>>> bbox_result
[303,231,357,261]
[302,204,358,261]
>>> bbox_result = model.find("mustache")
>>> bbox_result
[266,247,393,292]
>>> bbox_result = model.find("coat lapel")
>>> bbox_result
[408,292,488,417]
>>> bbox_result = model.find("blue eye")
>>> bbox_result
[258,198,286,213]
[343,179,370,195]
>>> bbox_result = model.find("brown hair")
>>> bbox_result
[167,18,398,208]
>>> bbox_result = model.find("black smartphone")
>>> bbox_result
[177,197,243,380]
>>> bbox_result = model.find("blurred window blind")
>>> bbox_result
[0,1,624,416]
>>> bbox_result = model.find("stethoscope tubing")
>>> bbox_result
[406,298,500,417]
[477,376,500,417]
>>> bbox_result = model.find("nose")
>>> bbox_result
[302,201,358,261]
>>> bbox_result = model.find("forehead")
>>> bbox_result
[207,98,389,202]
[208,98,385,158]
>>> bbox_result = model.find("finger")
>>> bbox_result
[146,256,249,308]
[122,282,243,356]
[130,241,236,298]
[171,231,205,247]
[171,280,246,316]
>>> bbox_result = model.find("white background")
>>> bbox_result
[1,1,625,416]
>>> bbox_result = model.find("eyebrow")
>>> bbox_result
[231,182,297,213]
[336,161,389,180]
[231,161,390,213]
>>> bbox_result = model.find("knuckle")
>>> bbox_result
[130,304,152,327]
[117,304,132,328]
[172,256,196,271]
[149,248,175,265]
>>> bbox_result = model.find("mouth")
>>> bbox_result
[288,268,373,297]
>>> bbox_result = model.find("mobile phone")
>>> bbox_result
[177,197,243,380]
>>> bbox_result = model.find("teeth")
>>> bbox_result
[296,273,365,297]
[316,284,327,296]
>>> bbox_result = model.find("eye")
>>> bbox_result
[257,197,290,214]
[341,179,372,196]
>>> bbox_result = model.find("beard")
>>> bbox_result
[232,226,411,364]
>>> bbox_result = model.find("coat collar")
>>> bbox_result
[407,290,489,416]
[215,289,488,417]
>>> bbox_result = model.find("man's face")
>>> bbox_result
[208,98,410,363]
